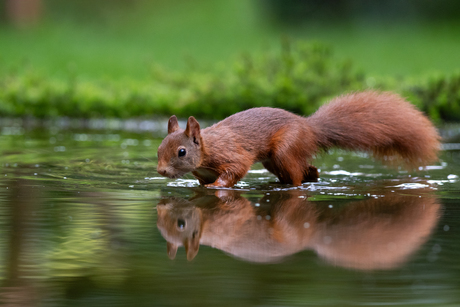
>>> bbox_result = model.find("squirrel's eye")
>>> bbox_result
[178,148,186,157]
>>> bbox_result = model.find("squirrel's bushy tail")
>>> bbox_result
[306,91,441,167]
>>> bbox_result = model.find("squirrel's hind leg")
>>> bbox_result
[302,165,319,182]
[262,158,308,186]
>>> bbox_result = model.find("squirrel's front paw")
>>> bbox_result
[204,177,234,188]
[204,182,225,188]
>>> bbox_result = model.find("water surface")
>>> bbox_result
[0,123,459,306]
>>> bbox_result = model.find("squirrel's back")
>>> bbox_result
[204,107,304,139]
[202,107,318,162]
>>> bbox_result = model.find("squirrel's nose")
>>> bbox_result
[157,167,167,177]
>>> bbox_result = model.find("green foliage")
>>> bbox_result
[403,74,460,122]
[0,41,366,120]
[0,72,181,118]
[181,41,366,119]
[0,40,459,122]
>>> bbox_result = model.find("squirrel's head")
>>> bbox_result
[157,115,203,179]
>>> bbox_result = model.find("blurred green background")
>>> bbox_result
[0,0,460,120]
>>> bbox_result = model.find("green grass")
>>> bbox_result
[1,0,460,80]
[291,21,460,77]
[0,1,272,80]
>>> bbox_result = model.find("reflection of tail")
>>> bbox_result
[307,92,440,166]
[311,193,441,270]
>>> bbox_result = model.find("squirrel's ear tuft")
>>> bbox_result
[185,116,201,139]
[168,115,179,134]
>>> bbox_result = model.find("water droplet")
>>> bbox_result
[444,225,450,231]
[432,244,441,253]
[303,222,310,228]
[265,215,271,220]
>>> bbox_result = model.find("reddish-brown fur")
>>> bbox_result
[157,91,440,187]
[157,189,440,267]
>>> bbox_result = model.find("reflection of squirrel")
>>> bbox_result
[157,91,440,187]
[156,189,440,269]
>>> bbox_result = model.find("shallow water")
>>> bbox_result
[1,123,460,306]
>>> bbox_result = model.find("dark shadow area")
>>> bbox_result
[262,0,460,25]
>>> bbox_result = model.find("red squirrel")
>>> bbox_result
[157,91,440,187]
